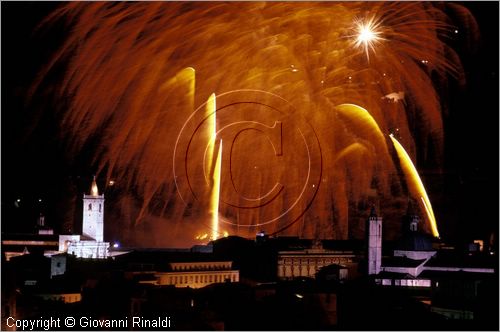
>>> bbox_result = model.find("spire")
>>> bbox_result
[404,199,419,232]
[90,175,99,196]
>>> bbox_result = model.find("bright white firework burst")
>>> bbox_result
[353,17,384,61]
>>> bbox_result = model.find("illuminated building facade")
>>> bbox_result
[135,261,239,288]
[36,292,81,303]
[277,243,356,280]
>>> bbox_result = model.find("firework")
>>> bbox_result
[30,2,477,245]
[389,134,440,238]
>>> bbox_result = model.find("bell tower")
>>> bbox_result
[82,176,105,242]
[367,206,382,275]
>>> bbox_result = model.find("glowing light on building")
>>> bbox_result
[389,134,440,238]
[91,176,99,196]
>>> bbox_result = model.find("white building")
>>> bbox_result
[367,207,382,275]
[58,177,110,259]
[373,210,494,288]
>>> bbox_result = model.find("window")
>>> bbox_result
[88,204,92,211]
[99,204,102,212]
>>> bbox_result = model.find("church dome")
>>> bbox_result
[397,202,434,251]
[396,231,434,251]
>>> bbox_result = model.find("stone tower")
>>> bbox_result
[367,206,382,275]
[82,176,105,242]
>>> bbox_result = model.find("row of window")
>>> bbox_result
[168,273,236,285]
[173,264,231,271]
[281,258,348,265]
[280,266,316,277]
[377,278,431,287]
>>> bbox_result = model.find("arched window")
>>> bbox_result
[99,204,102,212]
[88,204,92,211]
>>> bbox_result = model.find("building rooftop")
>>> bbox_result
[113,249,233,272]
[424,251,496,269]
[376,271,416,279]
[2,232,59,242]
[419,269,496,280]
[382,256,426,268]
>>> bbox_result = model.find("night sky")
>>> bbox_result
[1,2,498,246]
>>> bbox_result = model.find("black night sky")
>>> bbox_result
[1,2,499,247]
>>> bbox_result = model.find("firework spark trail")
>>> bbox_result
[211,141,222,240]
[30,2,476,244]
[389,134,440,238]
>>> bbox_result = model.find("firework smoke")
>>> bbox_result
[30,2,477,245]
